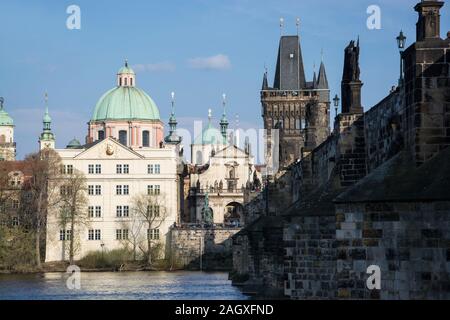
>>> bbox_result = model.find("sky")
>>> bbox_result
[0,0,449,160]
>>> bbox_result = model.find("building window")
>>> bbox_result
[12,200,19,209]
[142,130,150,147]
[88,185,94,195]
[95,164,101,174]
[88,164,94,174]
[98,130,105,140]
[123,205,129,217]
[88,206,94,217]
[147,205,160,217]
[88,229,94,240]
[147,185,161,195]
[59,230,72,241]
[119,130,127,146]
[147,228,160,240]
[116,185,129,195]
[89,185,101,195]
[154,164,160,174]
[117,164,129,174]
[95,206,101,218]
[116,206,122,217]
[62,165,73,175]
[295,119,301,130]
[148,164,153,174]
[124,78,128,86]
[95,185,101,195]
[116,229,129,240]
[12,217,19,226]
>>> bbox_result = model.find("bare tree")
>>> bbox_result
[120,208,145,261]
[57,168,88,265]
[131,193,168,266]
[24,149,62,268]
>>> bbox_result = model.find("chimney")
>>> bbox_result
[414,0,445,41]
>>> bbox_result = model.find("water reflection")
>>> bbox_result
[0,271,248,300]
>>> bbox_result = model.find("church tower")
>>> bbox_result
[261,33,330,169]
[39,94,55,150]
[0,97,16,161]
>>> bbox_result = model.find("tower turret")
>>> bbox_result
[0,97,16,161]
[39,93,55,150]
[220,94,229,140]
[164,92,182,145]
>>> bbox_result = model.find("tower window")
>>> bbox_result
[130,78,133,86]
[98,130,105,140]
[124,78,128,86]
[119,130,127,146]
[142,130,150,147]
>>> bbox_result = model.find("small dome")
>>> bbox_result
[91,86,160,121]
[66,138,82,149]
[0,110,13,126]
[194,122,226,145]
[118,60,135,75]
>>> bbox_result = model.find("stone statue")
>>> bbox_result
[202,193,213,223]
[343,39,360,82]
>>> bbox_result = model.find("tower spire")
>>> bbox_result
[220,93,229,140]
[164,91,182,145]
[39,92,55,150]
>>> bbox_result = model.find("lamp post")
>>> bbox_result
[396,30,406,86]
[333,94,340,117]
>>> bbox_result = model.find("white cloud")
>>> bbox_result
[187,54,231,70]
[132,62,176,73]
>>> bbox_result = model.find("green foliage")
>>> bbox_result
[0,226,35,271]
[77,248,134,269]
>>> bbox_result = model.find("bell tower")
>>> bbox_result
[0,97,16,161]
[39,93,56,150]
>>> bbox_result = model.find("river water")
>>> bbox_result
[0,271,248,300]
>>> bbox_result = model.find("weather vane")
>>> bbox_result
[296,17,300,36]
[44,92,48,104]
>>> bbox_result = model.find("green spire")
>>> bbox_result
[164,92,182,144]
[220,93,229,139]
[40,93,54,141]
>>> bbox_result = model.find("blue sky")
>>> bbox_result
[0,0,449,160]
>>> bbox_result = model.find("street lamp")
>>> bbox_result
[333,94,340,116]
[396,30,407,86]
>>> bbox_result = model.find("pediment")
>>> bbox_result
[74,138,144,160]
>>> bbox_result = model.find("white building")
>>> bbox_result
[45,62,183,262]
[187,107,260,225]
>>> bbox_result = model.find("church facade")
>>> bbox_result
[44,63,183,262]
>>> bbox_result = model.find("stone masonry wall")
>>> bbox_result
[284,214,337,299]
[335,202,450,299]
[170,227,240,270]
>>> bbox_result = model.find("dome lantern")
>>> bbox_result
[117,59,136,87]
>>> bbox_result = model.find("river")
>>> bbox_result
[0,271,248,300]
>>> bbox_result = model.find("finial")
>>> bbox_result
[0,97,4,110]
[125,59,128,67]
[222,93,227,116]
[321,48,324,62]
[170,91,175,115]
[44,92,48,105]
[208,108,212,122]
[279,17,284,36]
[296,17,300,36]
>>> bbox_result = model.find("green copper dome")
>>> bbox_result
[66,138,82,149]
[0,109,13,126]
[91,86,160,121]
[118,65,135,75]
[194,122,226,145]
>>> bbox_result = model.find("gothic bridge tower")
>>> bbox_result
[261,34,330,170]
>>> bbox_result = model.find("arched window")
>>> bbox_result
[142,130,150,147]
[130,78,133,86]
[196,151,202,165]
[124,78,128,86]
[119,78,122,86]
[119,130,127,146]
[98,130,105,140]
